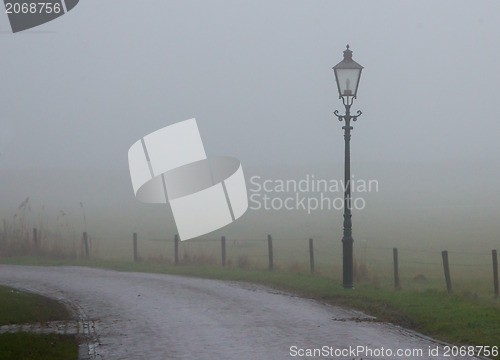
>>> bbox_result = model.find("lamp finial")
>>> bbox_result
[343,45,353,61]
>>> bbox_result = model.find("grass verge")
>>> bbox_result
[0,333,78,360]
[1,257,499,359]
[0,286,72,325]
[0,285,78,360]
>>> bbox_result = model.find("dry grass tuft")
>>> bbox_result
[288,261,302,273]
[237,255,251,269]
[180,251,216,266]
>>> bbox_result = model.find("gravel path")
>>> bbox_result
[0,265,484,360]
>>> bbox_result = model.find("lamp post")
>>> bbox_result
[333,45,363,289]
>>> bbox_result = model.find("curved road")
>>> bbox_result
[0,265,482,360]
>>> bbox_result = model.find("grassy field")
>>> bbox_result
[1,256,499,359]
[0,285,78,360]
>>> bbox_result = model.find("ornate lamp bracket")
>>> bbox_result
[334,109,362,123]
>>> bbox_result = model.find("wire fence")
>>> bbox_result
[1,226,499,298]
[105,232,500,298]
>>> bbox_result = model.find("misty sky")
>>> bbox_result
[1,0,499,168]
[1,1,500,249]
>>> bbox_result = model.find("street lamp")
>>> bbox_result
[333,44,363,289]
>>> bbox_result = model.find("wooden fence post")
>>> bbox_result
[309,238,314,274]
[268,234,273,271]
[133,233,138,262]
[221,236,226,267]
[83,232,89,259]
[393,248,401,290]
[442,250,452,294]
[492,249,499,298]
[174,234,179,265]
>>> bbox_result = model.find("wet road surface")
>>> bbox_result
[0,265,484,360]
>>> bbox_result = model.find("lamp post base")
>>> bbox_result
[342,236,354,289]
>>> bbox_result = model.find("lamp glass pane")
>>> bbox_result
[335,68,361,96]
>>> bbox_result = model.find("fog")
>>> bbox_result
[1,1,500,255]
